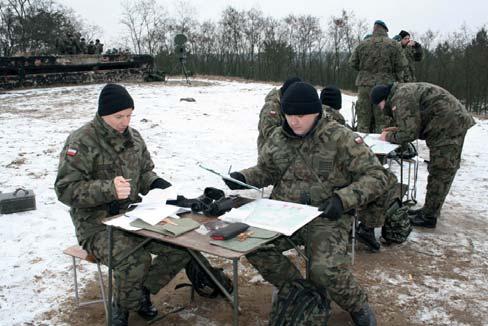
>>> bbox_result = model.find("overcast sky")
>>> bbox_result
[57,0,488,47]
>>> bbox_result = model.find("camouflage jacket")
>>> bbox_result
[257,88,283,156]
[323,105,346,126]
[54,114,159,246]
[402,42,423,82]
[349,29,407,87]
[242,116,389,212]
[384,83,476,147]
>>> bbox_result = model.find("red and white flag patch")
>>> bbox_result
[67,148,78,157]
[354,136,364,144]
[269,110,277,116]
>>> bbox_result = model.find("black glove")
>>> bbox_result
[150,177,172,190]
[318,195,344,220]
[223,172,247,190]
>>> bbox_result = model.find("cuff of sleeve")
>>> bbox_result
[334,189,357,212]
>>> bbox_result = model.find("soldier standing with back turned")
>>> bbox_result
[349,20,407,133]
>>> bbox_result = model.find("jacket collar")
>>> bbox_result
[94,114,134,152]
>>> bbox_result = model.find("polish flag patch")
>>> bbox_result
[269,110,277,116]
[354,136,364,144]
[67,148,78,157]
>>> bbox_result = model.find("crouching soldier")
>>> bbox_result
[55,84,223,325]
[371,82,475,228]
[225,82,390,325]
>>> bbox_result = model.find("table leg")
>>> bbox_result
[107,225,113,326]
[232,258,239,326]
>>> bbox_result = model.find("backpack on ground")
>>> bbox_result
[270,279,331,326]
[175,258,233,298]
[381,200,412,244]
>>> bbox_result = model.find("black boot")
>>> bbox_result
[137,286,158,320]
[350,303,377,326]
[112,303,129,326]
[409,210,437,228]
[357,224,380,252]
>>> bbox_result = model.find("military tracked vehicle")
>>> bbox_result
[0,53,160,90]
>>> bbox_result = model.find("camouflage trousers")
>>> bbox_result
[424,133,467,217]
[86,229,208,310]
[246,215,368,313]
[359,172,400,228]
[356,86,387,133]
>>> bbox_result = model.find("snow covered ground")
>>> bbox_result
[0,78,487,325]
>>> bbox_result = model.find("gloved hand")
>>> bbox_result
[223,172,247,190]
[318,195,344,220]
[150,177,172,190]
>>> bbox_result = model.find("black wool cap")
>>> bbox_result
[320,85,342,110]
[370,84,393,105]
[98,83,134,116]
[280,77,302,96]
[281,82,322,115]
[399,30,410,39]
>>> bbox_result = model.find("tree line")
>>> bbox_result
[1,0,486,114]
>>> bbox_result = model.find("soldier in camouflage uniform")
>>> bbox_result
[320,85,346,125]
[397,30,423,82]
[226,82,389,326]
[349,20,407,133]
[257,77,302,156]
[371,82,475,228]
[55,84,216,326]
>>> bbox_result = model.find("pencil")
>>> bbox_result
[163,218,178,226]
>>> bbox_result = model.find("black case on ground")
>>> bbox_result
[0,188,36,214]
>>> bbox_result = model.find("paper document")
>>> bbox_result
[124,187,189,225]
[219,198,321,236]
[104,215,141,231]
[357,133,399,155]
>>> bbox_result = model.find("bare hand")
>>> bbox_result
[380,131,389,141]
[408,40,416,46]
[114,176,131,200]
[382,126,399,132]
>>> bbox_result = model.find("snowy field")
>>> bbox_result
[0,78,487,325]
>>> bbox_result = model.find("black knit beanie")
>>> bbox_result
[281,82,322,115]
[320,85,342,110]
[98,84,134,116]
[399,30,410,39]
[280,77,302,96]
[370,84,393,105]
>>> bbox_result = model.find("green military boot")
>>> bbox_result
[409,209,437,228]
[350,303,377,326]
[137,286,158,320]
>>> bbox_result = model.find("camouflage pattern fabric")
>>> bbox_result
[270,278,331,325]
[383,82,476,217]
[257,88,283,156]
[323,104,346,126]
[381,205,412,244]
[402,43,423,82]
[243,116,390,312]
[87,229,192,310]
[55,114,159,246]
[349,28,407,132]
[54,114,214,310]
[358,168,398,228]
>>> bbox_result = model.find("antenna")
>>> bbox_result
[173,33,190,84]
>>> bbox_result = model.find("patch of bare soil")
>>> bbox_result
[41,204,487,326]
